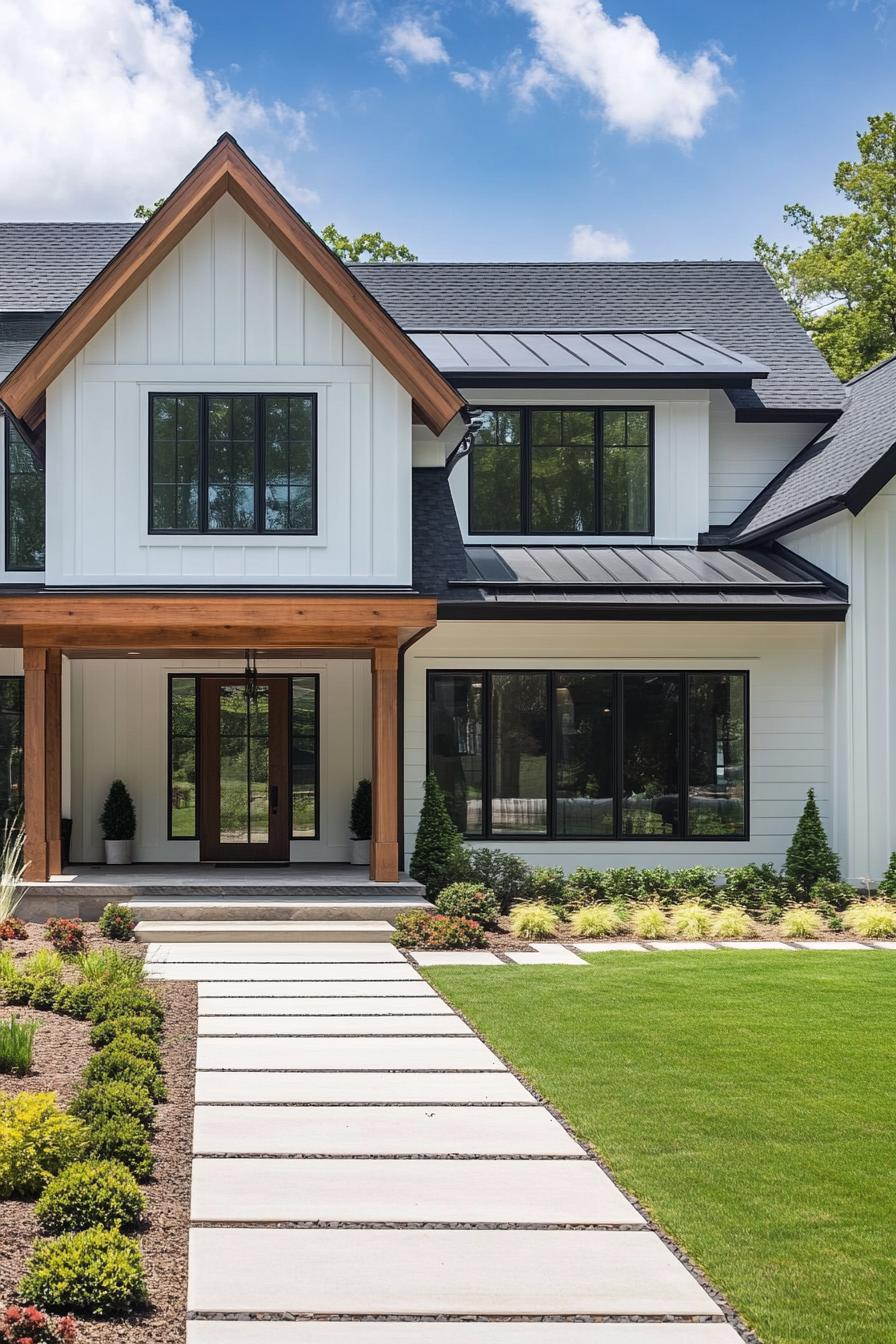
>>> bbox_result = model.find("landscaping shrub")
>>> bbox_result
[569,905,625,938]
[52,982,101,1021]
[0,1015,38,1074]
[19,1228,147,1318]
[83,1046,166,1102]
[843,899,896,938]
[88,987,163,1027]
[529,866,566,906]
[68,1081,155,1134]
[409,774,467,900]
[0,822,26,939]
[88,1030,160,1069]
[76,948,143,989]
[0,950,29,1006]
[508,902,559,939]
[669,902,714,939]
[26,955,67,1011]
[391,911,486,950]
[89,1014,161,1049]
[0,1093,85,1198]
[629,902,669,939]
[601,867,647,904]
[638,867,677,904]
[784,789,840,897]
[0,917,27,941]
[350,778,372,841]
[44,920,85,956]
[878,851,896,897]
[562,867,606,909]
[465,849,532,913]
[0,1304,77,1342]
[710,906,756,939]
[97,905,137,942]
[670,867,720,903]
[779,906,827,939]
[809,878,857,912]
[435,882,500,928]
[721,863,787,915]
[99,781,137,844]
[84,1115,154,1182]
[36,1160,145,1234]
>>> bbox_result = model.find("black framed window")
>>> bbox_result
[168,676,198,839]
[468,406,653,536]
[5,420,45,571]
[290,675,319,839]
[0,677,24,824]
[428,669,747,841]
[150,392,316,535]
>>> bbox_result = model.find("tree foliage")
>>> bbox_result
[409,773,465,899]
[319,223,417,263]
[755,113,896,380]
[133,199,166,220]
[784,788,840,897]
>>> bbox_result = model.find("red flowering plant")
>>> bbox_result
[43,919,85,956]
[1,1304,77,1342]
[391,910,487,950]
[0,917,27,941]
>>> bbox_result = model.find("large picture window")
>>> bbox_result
[5,420,45,571]
[150,392,316,535]
[428,669,747,841]
[0,677,24,824]
[469,406,652,536]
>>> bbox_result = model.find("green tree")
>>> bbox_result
[878,850,896,897]
[784,788,840,898]
[755,113,896,379]
[133,198,167,220]
[409,773,466,900]
[319,224,417,263]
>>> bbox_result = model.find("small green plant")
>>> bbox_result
[0,1093,85,1198]
[88,986,163,1027]
[76,947,143,987]
[89,1014,161,1049]
[784,789,840,897]
[508,902,559,939]
[83,1046,166,1101]
[721,863,787,914]
[0,820,26,927]
[97,904,137,942]
[19,1227,148,1317]
[84,1114,155,1182]
[878,851,896,898]
[569,905,625,938]
[711,906,756,939]
[562,867,606,908]
[36,1159,145,1233]
[391,910,486,950]
[435,882,500,927]
[0,1303,77,1342]
[350,778,372,841]
[779,906,827,939]
[630,902,669,939]
[0,1014,38,1074]
[69,1079,156,1133]
[0,948,29,1005]
[670,867,720,903]
[0,915,27,940]
[409,774,467,899]
[602,867,647,904]
[809,878,856,912]
[20,949,67,1009]
[639,866,677,904]
[843,899,896,939]
[466,849,532,913]
[44,919,85,956]
[52,981,101,1020]
[529,866,566,905]
[669,902,714,938]
[99,780,136,842]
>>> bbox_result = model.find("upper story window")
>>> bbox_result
[149,393,317,535]
[468,406,653,536]
[4,420,45,571]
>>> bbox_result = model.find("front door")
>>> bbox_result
[199,676,290,863]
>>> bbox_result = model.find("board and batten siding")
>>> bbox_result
[708,392,818,527]
[69,657,371,863]
[402,619,836,872]
[42,195,412,586]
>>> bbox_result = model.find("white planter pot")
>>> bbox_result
[350,838,370,866]
[104,839,132,866]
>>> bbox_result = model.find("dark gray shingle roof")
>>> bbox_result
[0,315,59,378]
[0,222,139,310]
[730,353,896,542]
[354,261,843,416]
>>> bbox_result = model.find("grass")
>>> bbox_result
[426,953,896,1344]
[0,1014,38,1073]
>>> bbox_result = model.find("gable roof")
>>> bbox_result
[728,353,896,543]
[0,223,139,312]
[0,136,463,436]
[354,261,844,419]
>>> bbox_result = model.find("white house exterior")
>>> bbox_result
[0,135,891,888]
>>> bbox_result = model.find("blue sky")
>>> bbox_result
[3,1,896,263]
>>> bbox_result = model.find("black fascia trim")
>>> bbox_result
[434,600,847,622]
[733,407,843,424]
[732,497,847,546]
[844,439,896,516]
[452,373,760,390]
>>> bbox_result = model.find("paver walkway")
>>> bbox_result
[145,941,743,1344]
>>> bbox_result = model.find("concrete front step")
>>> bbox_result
[127,896,430,922]
[135,920,395,944]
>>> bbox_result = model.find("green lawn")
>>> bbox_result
[426,953,896,1344]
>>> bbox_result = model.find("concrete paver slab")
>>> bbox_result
[506,946,586,965]
[718,941,794,950]
[197,1014,471,1036]
[872,940,896,948]
[573,942,648,952]
[409,950,505,965]
[196,1036,506,1071]
[187,1227,722,1316]
[145,942,404,963]
[192,1104,582,1155]
[198,996,454,1015]
[147,963,420,981]
[194,1070,535,1104]
[190,1157,641,1224]
[197,978,436,996]
[187,1327,742,1344]
[794,940,870,949]
[643,941,717,951]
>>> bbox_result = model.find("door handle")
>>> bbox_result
[270,785,279,815]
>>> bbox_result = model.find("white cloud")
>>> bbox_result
[568,224,631,261]
[0,0,318,220]
[332,0,376,31]
[383,16,450,74]
[507,0,728,144]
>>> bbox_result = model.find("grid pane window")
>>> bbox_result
[530,410,595,532]
[5,422,45,571]
[265,396,315,532]
[621,673,681,837]
[554,672,614,836]
[429,673,484,836]
[688,673,746,836]
[291,676,318,838]
[168,676,198,838]
[601,409,651,533]
[151,395,200,531]
[490,673,549,835]
[469,411,522,533]
[207,396,257,531]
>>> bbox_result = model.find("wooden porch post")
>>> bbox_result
[23,647,62,883]
[370,645,399,883]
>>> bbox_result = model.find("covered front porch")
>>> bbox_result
[0,591,435,888]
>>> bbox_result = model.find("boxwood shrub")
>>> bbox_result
[84,1115,154,1182]
[68,1079,156,1134]
[435,882,500,928]
[97,904,137,942]
[83,1046,166,1102]
[88,988,164,1028]
[36,1159,145,1234]
[19,1227,148,1318]
[89,1014,162,1049]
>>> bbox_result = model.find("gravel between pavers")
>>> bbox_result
[0,923,196,1343]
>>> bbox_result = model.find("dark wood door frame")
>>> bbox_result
[198,675,290,864]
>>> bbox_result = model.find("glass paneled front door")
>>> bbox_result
[199,677,290,862]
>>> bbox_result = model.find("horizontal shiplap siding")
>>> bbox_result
[45,196,412,585]
[403,619,836,871]
[708,392,818,527]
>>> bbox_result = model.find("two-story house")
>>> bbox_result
[0,135,892,892]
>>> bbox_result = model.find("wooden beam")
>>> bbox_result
[370,644,399,883]
[23,648,49,883]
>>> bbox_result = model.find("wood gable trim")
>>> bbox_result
[0,135,465,436]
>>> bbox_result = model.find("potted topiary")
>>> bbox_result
[100,780,136,866]
[349,779,372,865]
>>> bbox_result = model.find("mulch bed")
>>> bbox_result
[1,923,196,1343]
